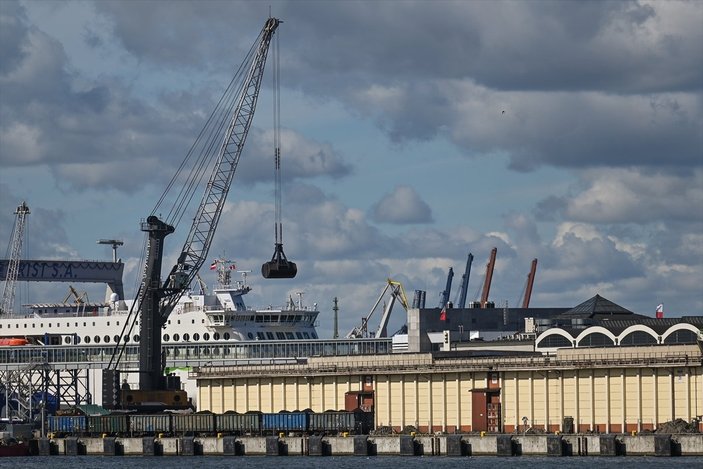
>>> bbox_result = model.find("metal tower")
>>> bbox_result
[1,201,30,315]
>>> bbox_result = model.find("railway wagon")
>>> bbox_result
[129,414,171,435]
[171,412,215,435]
[47,415,86,435]
[261,412,308,433]
[215,412,261,434]
[308,411,359,434]
[87,414,128,435]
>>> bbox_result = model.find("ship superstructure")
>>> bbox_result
[0,262,319,347]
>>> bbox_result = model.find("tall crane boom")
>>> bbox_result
[163,17,281,319]
[521,258,538,308]
[480,247,497,308]
[457,252,473,309]
[1,202,30,315]
[132,18,280,393]
[438,267,454,308]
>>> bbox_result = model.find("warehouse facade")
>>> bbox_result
[194,343,703,434]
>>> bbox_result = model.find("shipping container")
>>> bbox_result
[261,412,308,432]
[215,413,261,434]
[47,415,86,435]
[87,414,128,435]
[171,413,215,435]
[129,414,171,435]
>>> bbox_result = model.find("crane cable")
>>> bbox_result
[273,30,283,246]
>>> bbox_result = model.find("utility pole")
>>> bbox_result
[333,297,339,339]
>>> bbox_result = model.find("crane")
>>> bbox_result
[438,267,454,308]
[456,252,474,309]
[1,201,30,315]
[347,279,409,339]
[480,247,497,308]
[520,258,538,308]
[107,18,281,407]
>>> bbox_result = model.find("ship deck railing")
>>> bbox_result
[0,338,392,371]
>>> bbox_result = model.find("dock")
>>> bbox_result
[28,433,703,457]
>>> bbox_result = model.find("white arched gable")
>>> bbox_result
[575,326,617,346]
[536,328,575,347]
[661,323,702,342]
[617,324,659,344]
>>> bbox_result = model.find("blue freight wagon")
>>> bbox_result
[48,415,86,435]
[261,412,308,433]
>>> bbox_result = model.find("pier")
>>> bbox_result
[29,433,703,457]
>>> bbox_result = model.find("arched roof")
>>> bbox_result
[617,324,660,344]
[661,323,702,342]
[535,328,575,348]
[575,326,617,346]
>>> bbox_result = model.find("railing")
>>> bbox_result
[0,338,393,371]
[194,349,703,379]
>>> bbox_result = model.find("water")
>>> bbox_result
[0,456,700,469]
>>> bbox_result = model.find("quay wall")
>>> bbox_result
[37,434,703,457]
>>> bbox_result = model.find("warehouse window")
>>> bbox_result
[620,331,657,346]
[663,330,697,344]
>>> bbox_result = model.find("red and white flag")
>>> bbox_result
[439,305,447,321]
[209,260,217,270]
[656,303,664,318]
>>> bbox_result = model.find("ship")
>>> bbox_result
[0,260,320,347]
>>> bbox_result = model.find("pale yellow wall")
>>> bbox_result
[197,361,703,433]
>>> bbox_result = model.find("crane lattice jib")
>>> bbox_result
[160,17,280,319]
[1,202,30,315]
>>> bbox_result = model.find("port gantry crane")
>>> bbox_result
[0,201,30,315]
[107,18,281,409]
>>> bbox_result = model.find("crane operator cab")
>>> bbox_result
[261,243,297,278]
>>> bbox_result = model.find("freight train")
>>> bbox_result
[47,410,373,437]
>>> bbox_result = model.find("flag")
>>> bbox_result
[209,261,217,270]
[656,303,664,319]
[229,263,236,270]
[439,305,447,321]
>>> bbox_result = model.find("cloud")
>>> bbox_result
[370,185,433,225]
[236,128,352,185]
[536,168,703,224]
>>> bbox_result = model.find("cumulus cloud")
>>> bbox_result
[236,128,352,185]
[370,185,433,225]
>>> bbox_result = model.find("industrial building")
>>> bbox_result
[193,294,703,434]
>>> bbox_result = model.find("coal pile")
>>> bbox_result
[656,419,700,434]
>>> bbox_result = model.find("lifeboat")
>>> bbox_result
[0,338,29,346]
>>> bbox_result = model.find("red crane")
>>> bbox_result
[521,258,538,308]
[480,247,497,308]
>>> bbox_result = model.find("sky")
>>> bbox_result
[1,0,702,339]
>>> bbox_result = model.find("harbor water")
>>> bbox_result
[1,456,701,469]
